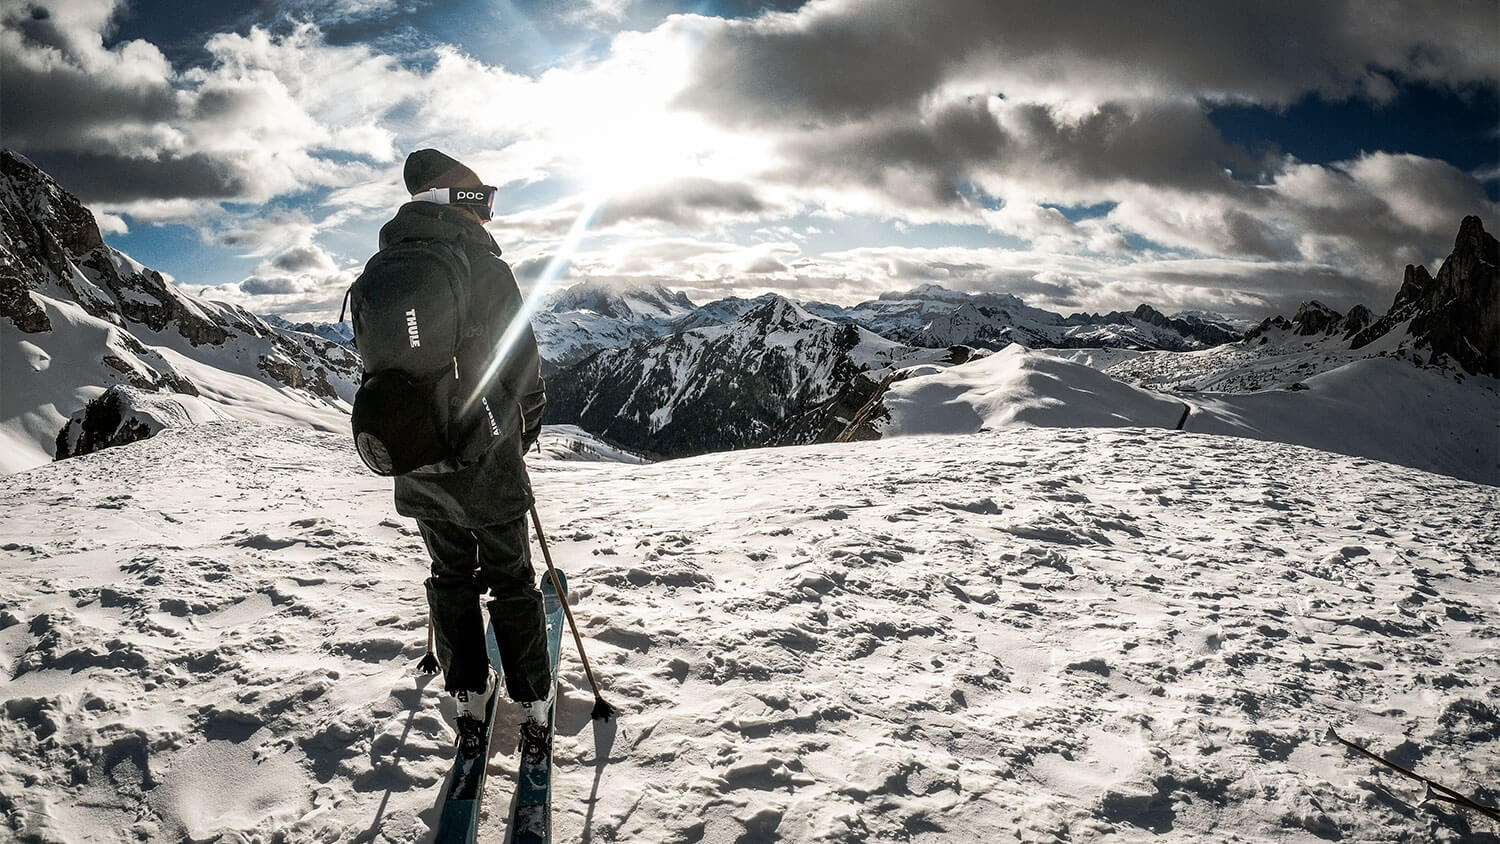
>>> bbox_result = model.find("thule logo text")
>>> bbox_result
[405,309,420,348]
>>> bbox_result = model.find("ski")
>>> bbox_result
[433,625,505,844]
[511,570,567,843]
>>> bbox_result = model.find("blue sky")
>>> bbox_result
[3,0,1496,321]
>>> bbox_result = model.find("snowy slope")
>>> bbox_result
[860,344,1498,486]
[1183,358,1500,485]
[876,345,1189,435]
[0,422,1495,842]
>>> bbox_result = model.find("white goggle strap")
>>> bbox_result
[411,187,452,204]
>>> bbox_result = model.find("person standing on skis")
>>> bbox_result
[372,149,551,756]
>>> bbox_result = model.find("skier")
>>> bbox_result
[376,149,551,756]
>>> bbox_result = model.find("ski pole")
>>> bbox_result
[530,503,616,721]
[1327,729,1499,821]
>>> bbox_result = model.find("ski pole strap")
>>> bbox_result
[1327,728,1499,821]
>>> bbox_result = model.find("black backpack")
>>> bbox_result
[344,237,518,475]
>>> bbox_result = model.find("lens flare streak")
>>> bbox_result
[462,195,604,417]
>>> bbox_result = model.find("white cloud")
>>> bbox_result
[94,210,128,235]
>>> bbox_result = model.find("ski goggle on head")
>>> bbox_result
[411,185,498,221]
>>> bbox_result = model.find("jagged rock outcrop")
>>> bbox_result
[55,385,227,460]
[1351,216,1499,377]
[1408,216,1498,376]
[1130,304,1242,347]
[1349,265,1435,348]
[1340,305,1373,338]
[1246,300,1346,342]
[1291,301,1342,336]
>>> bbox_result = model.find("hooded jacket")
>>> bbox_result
[377,200,546,526]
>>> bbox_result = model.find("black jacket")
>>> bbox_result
[377,201,546,526]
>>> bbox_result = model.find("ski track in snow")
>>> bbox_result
[1,423,1497,842]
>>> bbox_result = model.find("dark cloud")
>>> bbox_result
[773,99,1265,209]
[240,276,303,295]
[596,178,770,227]
[774,100,1009,206]
[1127,261,1385,318]
[21,150,249,202]
[742,256,789,274]
[675,0,1498,126]
[1006,102,1261,194]
[0,33,177,151]
[270,246,331,272]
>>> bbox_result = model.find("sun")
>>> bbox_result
[535,26,766,202]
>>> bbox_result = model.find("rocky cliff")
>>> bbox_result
[0,150,360,470]
[1350,216,1498,377]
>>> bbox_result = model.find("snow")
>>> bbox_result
[1,421,1495,842]
[1,294,169,473]
[1184,358,1500,486]
[1,286,354,474]
[879,345,1188,436]
[880,345,1498,487]
[535,424,649,464]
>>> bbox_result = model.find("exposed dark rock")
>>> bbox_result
[1291,301,1342,336]
[1409,216,1499,377]
[1132,304,1242,346]
[1351,216,1499,377]
[258,356,340,400]
[1245,301,1344,341]
[55,387,157,460]
[1339,305,1373,338]
[1349,264,1435,348]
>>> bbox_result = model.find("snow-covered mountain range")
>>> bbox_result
[532,280,1243,375]
[541,218,1496,484]
[545,294,977,457]
[0,150,359,473]
[531,284,1251,459]
[3,150,1495,489]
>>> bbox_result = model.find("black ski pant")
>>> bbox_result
[419,516,550,702]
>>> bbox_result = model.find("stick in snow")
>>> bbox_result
[1327,728,1500,822]
[531,503,617,721]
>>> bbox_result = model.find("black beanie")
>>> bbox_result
[403,149,481,194]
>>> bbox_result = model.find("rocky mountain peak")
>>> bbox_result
[737,292,822,331]
[545,279,696,319]
[1291,301,1342,336]
[1410,215,1498,376]
[1340,305,1373,338]
[1349,215,1498,376]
